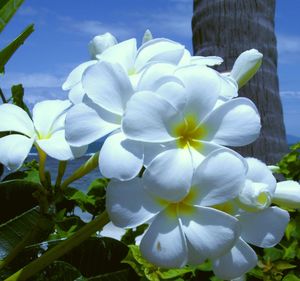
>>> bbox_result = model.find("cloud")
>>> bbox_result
[17,6,38,16]
[0,72,64,88]
[277,34,300,64]
[280,91,300,99]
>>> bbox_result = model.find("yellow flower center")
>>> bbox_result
[172,115,206,149]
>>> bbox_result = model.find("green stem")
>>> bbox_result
[37,147,47,187]
[60,152,99,190]
[54,161,67,191]
[0,88,7,103]
[5,211,109,281]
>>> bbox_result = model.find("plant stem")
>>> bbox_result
[37,147,47,187]
[60,152,99,190]
[54,161,67,191]
[0,88,7,103]
[5,211,109,281]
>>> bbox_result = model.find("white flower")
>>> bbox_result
[106,149,247,268]
[230,49,263,88]
[65,61,143,181]
[272,180,300,209]
[88,32,118,59]
[122,65,261,196]
[0,100,87,170]
[212,158,289,280]
[63,36,185,104]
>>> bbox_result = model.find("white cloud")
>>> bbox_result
[280,91,300,99]
[18,6,38,16]
[0,72,64,88]
[277,34,300,64]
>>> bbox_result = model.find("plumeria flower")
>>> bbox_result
[122,64,261,197]
[63,35,185,104]
[212,158,290,279]
[107,149,247,268]
[0,100,87,170]
[272,180,300,209]
[65,60,144,181]
[88,32,118,59]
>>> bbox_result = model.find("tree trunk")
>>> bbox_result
[192,0,288,164]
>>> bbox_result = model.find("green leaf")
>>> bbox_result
[0,179,39,223]
[61,237,129,277]
[263,248,283,262]
[283,274,300,281]
[0,207,52,260]
[275,261,297,271]
[158,267,194,279]
[34,261,82,281]
[85,269,134,281]
[11,84,31,116]
[0,0,24,32]
[0,24,34,73]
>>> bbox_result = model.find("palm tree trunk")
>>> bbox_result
[192,0,288,164]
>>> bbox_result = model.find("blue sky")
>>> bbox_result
[0,0,299,138]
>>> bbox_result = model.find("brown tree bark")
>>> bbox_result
[192,0,288,164]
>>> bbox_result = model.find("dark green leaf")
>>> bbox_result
[35,261,82,281]
[11,84,31,116]
[0,24,34,73]
[0,179,39,223]
[0,0,24,32]
[283,274,300,281]
[0,207,52,260]
[263,248,283,262]
[86,269,135,281]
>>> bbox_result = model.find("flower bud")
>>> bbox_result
[272,181,300,209]
[231,49,263,88]
[142,29,153,44]
[88,32,117,59]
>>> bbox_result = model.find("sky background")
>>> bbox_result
[0,0,299,140]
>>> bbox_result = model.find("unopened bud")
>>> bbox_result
[142,29,153,44]
[88,32,117,59]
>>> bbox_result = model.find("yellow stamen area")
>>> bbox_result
[172,115,206,149]
[127,67,136,76]
[165,202,195,218]
[213,202,235,215]
[257,192,269,206]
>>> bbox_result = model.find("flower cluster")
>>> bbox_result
[0,31,299,280]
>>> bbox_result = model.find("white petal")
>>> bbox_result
[33,100,71,137]
[273,181,300,209]
[239,206,289,248]
[190,56,224,66]
[140,207,188,268]
[143,148,193,202]
[212,238,258,280]
[100,222,126,241]
[99,132,143,181]
[246,158,277,195]
[202,97,261,146]
[122,91,182,142]
[62,60,97,90]
[0,134,34,170]
[135,38,184,71]
[36,130,87,160]
[175,65,221,123]
[0,104,34,137]
[219,74,239,99]
[65,102,119,147]
[106,178,163,228]
[180,206,240,260]
[97,38,137,71]
[137,62,176,91]
[186,149,247,206]
[68,83,85,104]
[82,61,134,115]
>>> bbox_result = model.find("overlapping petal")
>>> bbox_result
[65,102,119,147]
[82,61,134,115]
[143,148,193,202]
[180,206,240,260]
[0,104,34,137]
[273,181,300,209]
[202,97,261,146]
[212,238,258,280]
[239,207,289,248]
[140,207,188,268]
[106,178,163,228]
[0,134,34,170]
[99,132,143,181]
[122,91,183,142]
[175,65,221,123]
[33,100,71,137]
[186,149,247,206]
